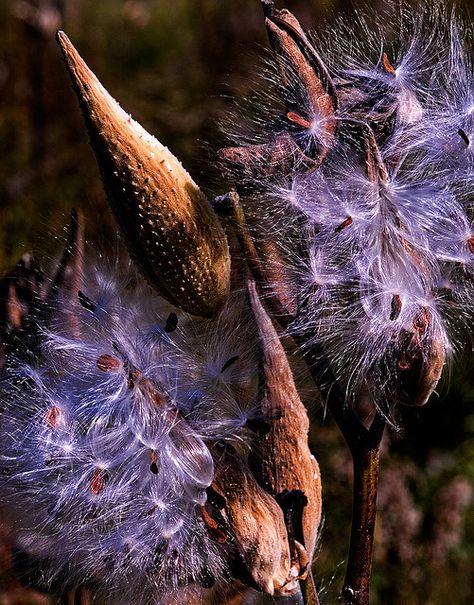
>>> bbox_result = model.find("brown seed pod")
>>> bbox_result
[264,7,338,166]
[248,282,322,558]
[218,135,317,188]
[211,445,299,598]
[56,32,230,318]
[391,307,446,406]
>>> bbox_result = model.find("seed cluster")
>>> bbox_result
[222,2,473,407]
[0,265,257,602]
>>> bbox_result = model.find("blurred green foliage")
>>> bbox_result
[0,1,473,604]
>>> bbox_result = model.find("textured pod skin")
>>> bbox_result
[211,446,299,598]
[56,32,230,318]
[248,282,321,558]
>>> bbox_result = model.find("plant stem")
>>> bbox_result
[294,330,385,605]
[301,568,321,605]
[342,423,384,605]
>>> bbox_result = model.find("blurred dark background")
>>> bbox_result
[0,1,473,604]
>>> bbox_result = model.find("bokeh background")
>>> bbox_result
[0,1,473,604]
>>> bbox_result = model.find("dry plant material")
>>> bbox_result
[211,445,299,598]
[218,136,316,187]
[264,7,338,165]
[47,209,85,337]
[248,281,321,559]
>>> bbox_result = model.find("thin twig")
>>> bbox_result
[301,568,321,605]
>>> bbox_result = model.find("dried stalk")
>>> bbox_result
[248,281,321,559]
[341,435,383,605]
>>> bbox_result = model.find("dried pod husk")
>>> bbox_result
[264,7,338,165]
[247,282,322,559]
[218,8,338,186]
[46,209,85,337]
[388,307,445,406]
[0,254,44,335]
[56,32,230,318]
[211,445,299,598]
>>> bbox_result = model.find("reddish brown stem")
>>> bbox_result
[295,330,385,605]
[342,426,384,605]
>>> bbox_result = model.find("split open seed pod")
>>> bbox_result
[248,281,321,558]
[390,307,446,406]
[264,5,338,165]
[218,5,337,185]
[56,32,230,318]
[211,445,299,598]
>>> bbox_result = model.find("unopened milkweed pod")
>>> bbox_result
[56,32,230,318]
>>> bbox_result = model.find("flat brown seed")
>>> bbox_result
[335,216,353,233]
[90,468,106,496]
[150,450,159,474]
[390,294,402,321]
[286,111,312,129]
[96,354,122,373]
[458,128,470,147]
[44,406,62,429]
[382,52,397,76]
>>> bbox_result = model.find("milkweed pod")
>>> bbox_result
[211,446,299,597]
[56,32,230,318]
[264,7,338,164]
[390,308,446,406]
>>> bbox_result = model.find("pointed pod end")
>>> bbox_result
[56,29,108,113]
[56,29,66,44]
[56,30,82,72]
